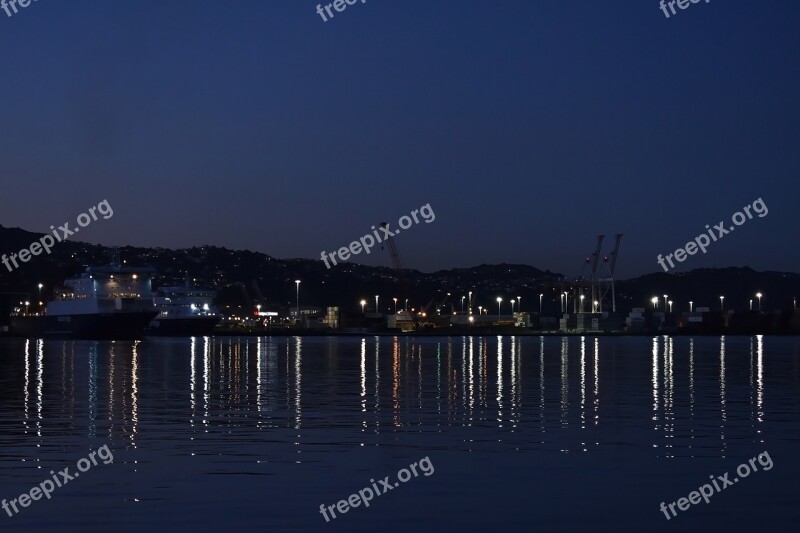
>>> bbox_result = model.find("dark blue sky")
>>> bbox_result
[1,1,797,278]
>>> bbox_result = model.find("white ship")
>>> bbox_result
[145,279,221,336]
[9,262,158,340]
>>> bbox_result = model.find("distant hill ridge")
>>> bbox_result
[2,224,799,313]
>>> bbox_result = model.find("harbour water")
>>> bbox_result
[0,335,797,532]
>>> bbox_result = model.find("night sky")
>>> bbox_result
[1,0,797,278]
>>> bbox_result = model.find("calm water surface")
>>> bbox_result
[0,335,798,532]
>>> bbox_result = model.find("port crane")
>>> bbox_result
[380,222,417,329]
[572,233,622,313]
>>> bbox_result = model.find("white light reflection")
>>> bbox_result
[756,335,764,427]
[467,337,474,413]
[294,336,302,430]
[651,337,659,427]
[24,339,30,433]
[664,335,674,457]
[560,337,568,428]
[580,336,586,431]
[497,336,503,426]
[593,337,599,426]
[689,337,695,448]
[720,335,727,455]
[131,341,139,445]
[36,339,43,438]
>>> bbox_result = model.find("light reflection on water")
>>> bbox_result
[3,335,783,456]
[0,335,795,530]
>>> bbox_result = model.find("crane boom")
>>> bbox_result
[380,222,403,271]
[608,233,623,276]
[590,234,605,278]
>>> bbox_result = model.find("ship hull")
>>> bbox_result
[9,311,159,340]
[145,316,221,337]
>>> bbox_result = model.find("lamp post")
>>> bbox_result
[461,296,465,313]
[689,301,693,312]
[563,292,569,314]
[593,300,598,313]
[393,297,398,315]
[294,280,301,318]
[749,299,753,311]
[510,299,515,314]
[38,283,43,302]
[663,295,668,313]
[651,297,658,309]
[405,298,409,311]
[478,306,483,316]
[517,296,521,312]
[539,293,543,314]
[668,300,673,313]
[497,297,503,316]
[468,291,473,314]
[360,300,366,313]
[720,295,725,311]
[256,304,261,317]
[580,294,585,313]
[375,295,379,313]
[756,292,762,312]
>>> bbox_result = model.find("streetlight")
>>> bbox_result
[593,300,598,313]
[360,299,366,313]
[756,292,763,312]
[689,301,693,312]
[563,292,569,313]
[517,296,521,312]
[720,295,725,311]
[663,295,668,313]
[375,295,379,313]
[749,299,753,311]
[468,291,473,314]
[294,280,301,317]
[256,304,261,316]
[478,306,483,316]
[668,300,673,313]
[580,294,585,313]
[539,293,543,314]
[510,299,515,314]
[405,298,409,311]
[393,297,398,314]
[38,283,43,302]
[497,297,503,316]
[461,296,465,313]
[651,297,659,309]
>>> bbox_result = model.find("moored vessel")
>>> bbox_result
[9,261,159,340]
[145,279,221,337]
